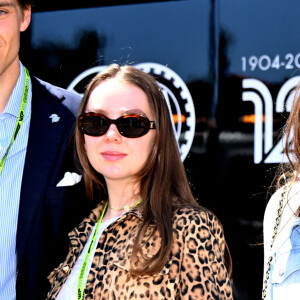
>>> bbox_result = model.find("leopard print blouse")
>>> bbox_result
[47,201,233,299]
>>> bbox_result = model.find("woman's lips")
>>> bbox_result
[101,151,127,161]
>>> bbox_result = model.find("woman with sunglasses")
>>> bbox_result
[46,64,233,299]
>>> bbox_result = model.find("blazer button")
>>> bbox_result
[278,269,284,277]
[62,265,70,274]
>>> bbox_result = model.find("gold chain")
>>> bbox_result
[108,199,142,212]
[262,185,289,299]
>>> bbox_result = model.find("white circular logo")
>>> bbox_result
[67,63,196,161]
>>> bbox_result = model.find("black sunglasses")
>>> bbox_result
[78,112,156,138]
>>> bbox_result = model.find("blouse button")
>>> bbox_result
[278,269,284,277]
[62,265,70,274]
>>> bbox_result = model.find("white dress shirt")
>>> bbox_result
[0,62,32,300]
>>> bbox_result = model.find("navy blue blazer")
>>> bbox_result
[15,75,89,300]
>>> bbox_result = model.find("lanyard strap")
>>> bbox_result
[0,66,30,175]
[77,201,108,300]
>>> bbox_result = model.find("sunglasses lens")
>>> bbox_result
[119,116,149,138]
[81,115,108,136]
[79,113,154,138]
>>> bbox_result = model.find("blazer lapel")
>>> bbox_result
[16,76,75,270]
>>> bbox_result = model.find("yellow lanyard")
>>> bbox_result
[77,201,108,300]
[0,66,29,175]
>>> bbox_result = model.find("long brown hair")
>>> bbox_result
[75,64,232,276]
[275,85,300,216]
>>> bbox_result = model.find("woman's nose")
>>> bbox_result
[104,124,122,142]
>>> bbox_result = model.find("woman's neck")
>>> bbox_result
[102,178,141,222]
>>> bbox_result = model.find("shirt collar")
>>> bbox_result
[3,61,26,117]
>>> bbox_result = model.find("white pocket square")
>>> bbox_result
[56,172,82,187]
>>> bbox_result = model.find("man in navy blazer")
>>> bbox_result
[0,1,89,299]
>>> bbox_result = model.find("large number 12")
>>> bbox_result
[242,76,300,164]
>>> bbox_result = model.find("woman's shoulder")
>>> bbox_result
[172,205,227,257]
[264,182,300,252]
[173,205,225,239]
[265,182,300,224]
